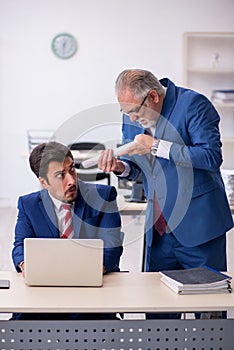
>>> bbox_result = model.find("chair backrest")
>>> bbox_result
[69,142,105,152]
[69,142,105,167]
[68,142,110,185]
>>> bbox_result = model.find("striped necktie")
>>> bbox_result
[61,203,74,239]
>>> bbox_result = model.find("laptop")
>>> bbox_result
[24,238,104,287]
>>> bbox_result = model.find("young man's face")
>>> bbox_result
[39,157,78,203]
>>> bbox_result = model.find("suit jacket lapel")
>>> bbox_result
[151,78,177,170]
[39,182,87,239]
[156,78,177,140]
[142,128,155,169]
[39,190,60,237]
[72,180,86,238]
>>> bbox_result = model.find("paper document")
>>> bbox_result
[81,141,136,168]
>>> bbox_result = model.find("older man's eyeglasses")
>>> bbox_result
[120,92,149,116]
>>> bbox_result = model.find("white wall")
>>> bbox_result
[0,0,234,206]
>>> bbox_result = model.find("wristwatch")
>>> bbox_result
[151,139,160,156]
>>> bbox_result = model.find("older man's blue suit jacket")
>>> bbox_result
[12,180,123,273]
[120,78,233,249]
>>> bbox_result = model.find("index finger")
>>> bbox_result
[98,149,114,171]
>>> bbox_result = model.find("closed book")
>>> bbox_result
[160,266,232,295]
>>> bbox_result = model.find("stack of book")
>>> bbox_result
[160,266,232,295]
[211,89,234,104]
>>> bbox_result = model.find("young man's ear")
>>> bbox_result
[39,177,48,189]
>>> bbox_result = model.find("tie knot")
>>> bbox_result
[61,203,72,211]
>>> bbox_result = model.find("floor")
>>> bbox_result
[0,206,234,319]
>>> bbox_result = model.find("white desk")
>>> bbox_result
[117,195,146,216]
[1,271,234,349]
[118,196,234,216]
[0,271,234,314]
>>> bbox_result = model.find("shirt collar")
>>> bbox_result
[48,193,62,210]
[48,193,73,211]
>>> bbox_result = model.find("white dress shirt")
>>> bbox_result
[48,193,74,237]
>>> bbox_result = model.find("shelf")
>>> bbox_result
[187,69,234,74]
[221,138,234,143]
[214,102,234,108]
[185,32,234,38]
[183,32,234,170]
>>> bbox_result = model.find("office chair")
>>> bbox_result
[69,142,111,185]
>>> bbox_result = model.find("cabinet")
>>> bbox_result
[183,32,234,170]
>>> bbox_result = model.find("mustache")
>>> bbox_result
[137,118,156,128]
[65,185,77,195]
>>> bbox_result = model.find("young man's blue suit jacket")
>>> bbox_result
[120,78,233,252]
[12,179,123,273]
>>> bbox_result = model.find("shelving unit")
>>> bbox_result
[183,32,234,170]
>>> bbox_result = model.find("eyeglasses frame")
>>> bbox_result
[120,90,151,116]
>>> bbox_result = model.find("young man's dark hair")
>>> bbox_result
[29,142,73,180]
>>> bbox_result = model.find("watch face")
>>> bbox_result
[151,147,158,156]
[51,33,77,59]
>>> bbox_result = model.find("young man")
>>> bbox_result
[12,141,123,319]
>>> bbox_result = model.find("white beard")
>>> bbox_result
[137,118,156,129]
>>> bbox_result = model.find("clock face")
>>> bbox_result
[51,33,77,59]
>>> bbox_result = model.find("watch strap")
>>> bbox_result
[151,138,160,156]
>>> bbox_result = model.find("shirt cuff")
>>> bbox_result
[157,140,172,159]
[18,261,24,272]
[118,161,131,177]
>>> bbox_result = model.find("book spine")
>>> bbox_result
[204,265,232,280]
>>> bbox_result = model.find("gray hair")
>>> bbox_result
[115,69,164,99]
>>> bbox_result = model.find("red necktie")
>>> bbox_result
[61,204,74,239]
[154,193,167,236]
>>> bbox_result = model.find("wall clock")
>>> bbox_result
[51,33,77,59]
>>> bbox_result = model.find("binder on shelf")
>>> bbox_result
[211,89,234,102]
[160,266,232,295]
